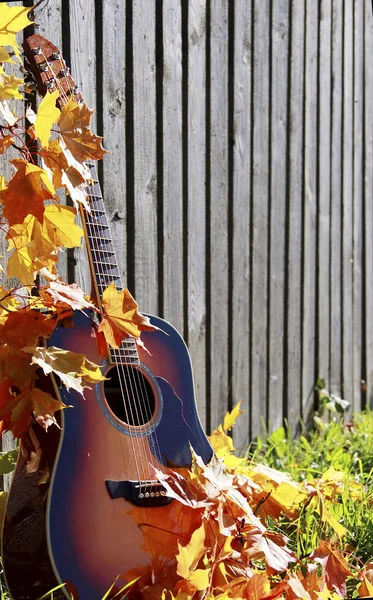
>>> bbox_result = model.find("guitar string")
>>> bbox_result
[85,170,165,481]
[38,49,167,482]
[36,50,151,486]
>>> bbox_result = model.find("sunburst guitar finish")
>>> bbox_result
[3,311,212,599]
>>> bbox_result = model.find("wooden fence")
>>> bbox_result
[1,0,373,453]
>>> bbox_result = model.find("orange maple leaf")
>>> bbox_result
[0,384,66,438]
[98,283,155,348]
[0,308,57,350]
[58,98,107,162]
[0,159,56,226]
[309,541,353,598]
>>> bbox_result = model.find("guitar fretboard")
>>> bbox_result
[84,162,139,364]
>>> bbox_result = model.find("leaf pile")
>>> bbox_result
[0,3,153,439]
[124,408,373,599]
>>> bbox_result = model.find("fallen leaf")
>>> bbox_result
[243,529,297,572]
[176,522,206,579]
[310,541,352,598]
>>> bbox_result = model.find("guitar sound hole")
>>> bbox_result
[104,366,155,427]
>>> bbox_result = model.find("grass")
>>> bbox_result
[248,407,373,565]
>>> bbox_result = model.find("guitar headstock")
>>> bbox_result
[22,34,83,107]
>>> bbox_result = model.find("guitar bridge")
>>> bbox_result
[106,479,172,507]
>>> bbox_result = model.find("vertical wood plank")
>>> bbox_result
[209,0,229,431]
[342,0,354,412]
[285,0,304,429]
[318,0,331,394]
[352,0,363,413]
[37,0,68,283]
[364,0,373,405]
[302,1,318,423]
[187,1,207,427]
[267,0,289,431]
[250,0,270,439]
[69,0,96,294]
[163,1,184,334]
[330,0,343,398]
[133,0,158,315]
[102,2,127,287]
[232,0,251,450]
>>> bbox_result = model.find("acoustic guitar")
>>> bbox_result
[2,34,212,600]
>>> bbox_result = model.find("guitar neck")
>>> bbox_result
[83,162,122,299]
[82,162,139,363]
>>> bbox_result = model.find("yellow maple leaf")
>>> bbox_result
[0,66,23,100]
[58,98,107,162]
[28,346,106,395]
[223,400,244,431]
[209,424,235,458]
[34,90,60,148]
[7,204,83,285]
[98,283,155,348]
[176,522,206,579]
[0,4,32,59]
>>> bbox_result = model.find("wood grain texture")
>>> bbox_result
[268,0,289,431]
[68,0,96,295]
[232,0,251,450]
[330,0,343,398]
[162,1,184,335]
[285,0,305,428]
[250,0,270,439]
[187,0,207,427]
[342,0,354,414]
[317,0,331,394]
[353,0,364,413]
[133,0,158,315]
[102,2,127,287]
[364,0,373,405]
[302,1,318,423]
[209,0,229,431]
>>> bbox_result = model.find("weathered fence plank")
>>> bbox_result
[187,0,207,427]
[330,0,343,398]
[268,0,289,432]
[317,0,331,396]
[342,0,354,414]
[102,2,127,288]
[302,1,318,423]
[232,0,252,450]
[364,0,373,405]
[352,0,364,413]
[69,0,96,295]
[285,0,304,429]
[209,0,229,431]
[163,1,184,334]
[133,0,158,315]
[250,0,270,439]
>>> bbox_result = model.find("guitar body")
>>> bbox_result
[2,312,212,599]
